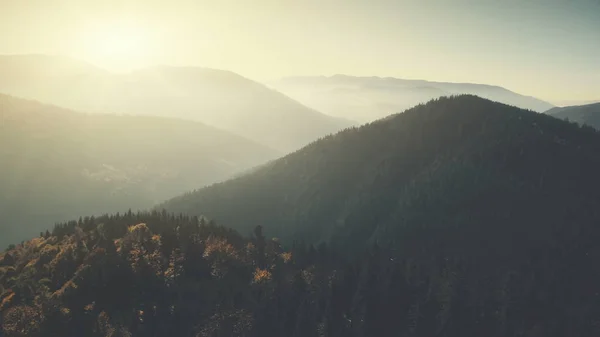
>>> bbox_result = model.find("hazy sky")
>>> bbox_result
[0,0,599,102]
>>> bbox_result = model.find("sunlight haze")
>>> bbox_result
[3,1,600,334]
[1,0,598,103]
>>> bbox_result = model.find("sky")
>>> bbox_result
[0,0,598,103]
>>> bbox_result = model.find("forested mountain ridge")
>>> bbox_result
[2,96,600,336]
[161,95,600,255]
[271,75,554,122]
[0,54,354,152]
[0,93,278,248]
[546,102,600,130]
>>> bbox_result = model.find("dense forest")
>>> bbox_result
[161,95,600,253]
[0,93,277,247]
[3,95,600,336]
[2,210,598,337]
[546,102,600,130]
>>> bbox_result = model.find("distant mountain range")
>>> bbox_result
[270,74,555,123]
[545,102,600,130]
[550,99,600,107]
[0,54,353,152]
[0,93,278,247]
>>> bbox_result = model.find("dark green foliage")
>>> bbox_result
[0,93,278,248]
[150,95,600,335]
[1,211,599,336]
[161,95,600,255]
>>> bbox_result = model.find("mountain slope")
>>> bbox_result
[161,95,600,255]
[3,96,600,336]
[0,54,353,152]
[546,102,600,129]
[0,93,278,247]
[270,75,554,122]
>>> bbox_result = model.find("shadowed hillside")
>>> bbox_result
[2,153,600,336]
[157,95,600,335]
[161,95,600,257]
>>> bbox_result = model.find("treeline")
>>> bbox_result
[2,210,599,336]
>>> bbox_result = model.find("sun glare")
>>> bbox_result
[95,32,143,58]
[80,21,151,70]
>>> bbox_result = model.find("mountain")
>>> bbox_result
[546,102,600,130]
[270,75,555,123]
[0,93,278,247]
[161,95,600,254]
[157,95,600,334]
[0,54,354,152]
[3,94,600,335]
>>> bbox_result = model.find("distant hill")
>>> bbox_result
[546,102,600,129]
[550,99,600,107]
[0,94,278,247]
[0,54,353,152]
[270,75,554,123]
[161,95,600,255]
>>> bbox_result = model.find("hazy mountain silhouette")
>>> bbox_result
[0,54,112,111]
[0,93,278,247]
[551,99,600,107]
[0,54,354,152]
[546,102,600,130]
[270,75,555,123]
[161,95,600,255]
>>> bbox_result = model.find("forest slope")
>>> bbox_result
[161,95,600,258]
[0,94,278,247]
[1,98,600,336]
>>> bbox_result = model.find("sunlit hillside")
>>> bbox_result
[0,55,354,152]
[0,93,278,247]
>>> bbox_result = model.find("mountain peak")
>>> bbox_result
[161,95,600,254]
